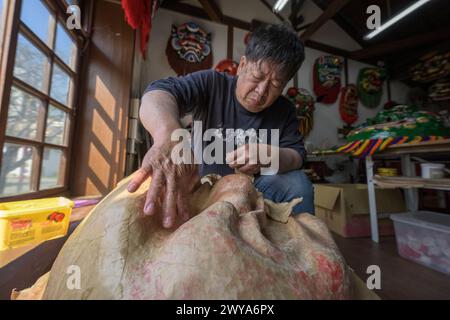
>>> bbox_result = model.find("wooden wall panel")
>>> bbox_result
[70,0,134,196]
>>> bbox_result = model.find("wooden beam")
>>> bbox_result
[161,1,251,30]
[259,0,285,22]
[311,0,365,48]
[198,0,223,23]
[301,0,352,41]
[304,40,351,58]
[160,1,355,61]
[351,27,450,61]
[227,25,234,60]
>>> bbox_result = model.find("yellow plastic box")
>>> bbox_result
[0,197,74,251]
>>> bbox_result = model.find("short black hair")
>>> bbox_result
[245,23,305,81]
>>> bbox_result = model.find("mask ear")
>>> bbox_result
[237,56,246,76]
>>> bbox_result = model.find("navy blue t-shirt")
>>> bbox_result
[145,69,306,177]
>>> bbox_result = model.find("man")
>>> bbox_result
[128,23,314,229]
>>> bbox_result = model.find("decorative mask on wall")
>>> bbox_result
[339,84,359,125]
[215,59,239,76]
[429,79,450,102]
[286,87,315,137]
[357,67,386,109]
[166,22,212,75]
[410,51,450,83]
[313,56,343,104]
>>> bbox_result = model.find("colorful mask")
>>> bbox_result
[166,22,212,75]
[429,79,450,101]
[286,87,315,137]
[215,59,238,76]
[313,56,343,104]
[339,85,359,125]
[357,67,386,108]
[410,51,450,83]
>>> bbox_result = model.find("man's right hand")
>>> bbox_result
[127,141,200,229]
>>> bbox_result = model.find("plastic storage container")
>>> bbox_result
[391,211,450,275]
[0,197,74,251]
[420,163,445,179]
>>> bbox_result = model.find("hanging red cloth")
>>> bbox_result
[121,0,159,59]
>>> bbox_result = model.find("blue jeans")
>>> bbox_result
[254,170,315,215]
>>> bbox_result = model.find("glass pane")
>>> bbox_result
[45,105,68,146]
[0,143,36,196]
[55,24,77,70]
[13,34,49,92]
[40,148,64,190]
[20,0,53,46]
[6,87,44,141]
[50,64,71,106]
[0,0,6,31]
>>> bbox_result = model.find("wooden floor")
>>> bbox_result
[333,234,450,300]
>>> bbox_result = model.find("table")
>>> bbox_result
[365,140,450,242]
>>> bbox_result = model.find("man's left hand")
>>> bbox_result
[226,144,275,175]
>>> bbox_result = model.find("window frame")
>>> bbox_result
[0,0,89,201]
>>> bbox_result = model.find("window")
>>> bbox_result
[0,0,84,199]
[0,0,9,64]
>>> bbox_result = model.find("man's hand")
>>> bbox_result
[127,141,200,229]
[226,143,302,175]
[226,144,274,175]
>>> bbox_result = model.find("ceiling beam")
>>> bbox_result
[351,27,450,61]
[161,1,251,30]
[259,0,286,22]
[311,0,364,48]
[304,40,351,58]
[198,0,223,23]
[301,0,352,41]
[160,1,357,61]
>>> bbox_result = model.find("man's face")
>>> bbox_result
[235,57,287,113]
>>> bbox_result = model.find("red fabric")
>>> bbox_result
[122,0,158,59]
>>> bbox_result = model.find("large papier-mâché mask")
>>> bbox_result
[346,105,449,142]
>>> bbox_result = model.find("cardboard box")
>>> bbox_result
[314,184,406,238]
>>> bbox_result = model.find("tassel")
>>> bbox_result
[343,140,362,153]
[360,139,377,158]
[353,140,371,157]
[337,142,353,152]
[369,139,383,156]
[379,137,394,151]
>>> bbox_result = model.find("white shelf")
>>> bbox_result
[373,175,450,191]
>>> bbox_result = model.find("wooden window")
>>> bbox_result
[0,0,87,200]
